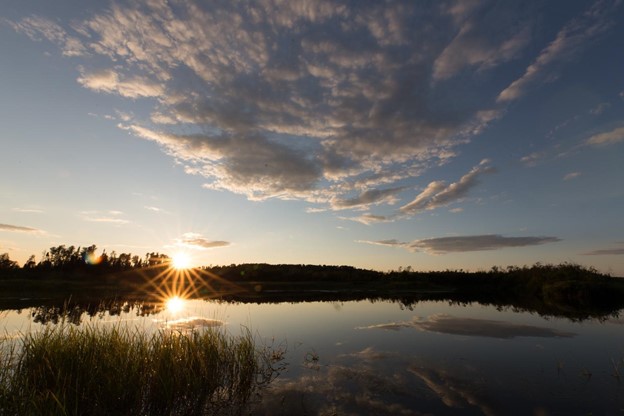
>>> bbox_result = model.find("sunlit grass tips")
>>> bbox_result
[0,324,282,415]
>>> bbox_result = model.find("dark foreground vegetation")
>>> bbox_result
[1,245,624,321]
[0,324,281,415]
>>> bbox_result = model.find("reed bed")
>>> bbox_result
[0,324,280,415]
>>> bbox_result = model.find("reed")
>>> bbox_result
[0,324,280,415]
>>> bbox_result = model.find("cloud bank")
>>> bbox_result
[360,234,561,254]
[9,0,619,217]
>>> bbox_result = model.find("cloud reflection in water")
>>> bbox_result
[158,317,225,331]
[357,313,576,339]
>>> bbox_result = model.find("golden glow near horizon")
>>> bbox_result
[171,252,192,270]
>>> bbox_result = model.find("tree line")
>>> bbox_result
[0,245,171,272]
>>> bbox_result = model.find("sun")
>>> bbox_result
[171,252,192,270]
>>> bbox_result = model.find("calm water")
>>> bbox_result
[2,299,624,415]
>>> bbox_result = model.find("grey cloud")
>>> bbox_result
[433,2,533,81]
[401,160,495,214]
[582,243,624,256]
[175,233,230,250]
[497,0,618,102]
[0,223,43,233]
[361,234,560,254]
[331,187,404,210]
[129,125,321,200]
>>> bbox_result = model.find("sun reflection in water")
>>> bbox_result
[165,296,185,314]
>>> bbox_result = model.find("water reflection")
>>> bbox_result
[358,313,576,339]
[2,298,623,415]
[161,317,225,331]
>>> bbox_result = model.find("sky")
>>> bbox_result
[1,0,623,275]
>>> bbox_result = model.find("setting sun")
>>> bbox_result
[171,252,192,270]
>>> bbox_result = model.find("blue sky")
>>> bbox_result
[1,0,623,275]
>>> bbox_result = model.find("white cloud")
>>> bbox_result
[84,217,130,225]
[360,234,560,254]
[563,172,581,181]
[12,208,44,214]
[341,214,392,225]
[78,69,164,98]
[400,160,495,214]
[585,126,624,146]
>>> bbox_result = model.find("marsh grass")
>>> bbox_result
[0,324,281,415]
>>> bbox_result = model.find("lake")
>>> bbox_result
[2,298,624,415]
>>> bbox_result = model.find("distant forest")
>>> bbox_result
[1,244,624,322]
[0,245,169,272]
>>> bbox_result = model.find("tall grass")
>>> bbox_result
[0,324,281,415]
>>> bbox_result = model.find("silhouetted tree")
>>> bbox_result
[0,253,19,269]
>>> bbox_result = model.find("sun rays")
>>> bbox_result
[131,258,244,311]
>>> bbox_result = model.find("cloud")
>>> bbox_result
[9,1,525,209]
[433,2,532,81]
[84,217,130,225]
[0,223,44,234]
[7,15,86,56]
[585,126,624,146]
[342,214,392,225]
[563,172,581,181]
[129,125,321,200]
[331,187,404,210]
[174,233,230,250]
[497,1,618,103]
[358,314,575,339]
[144,206,165,213]
[12,208,44,214]
[582,243,624,256]
[400,160,495,214]
[78,69,164,98]
[520,151,546,167]
[589,102,610,115]
[360,234,560,254]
